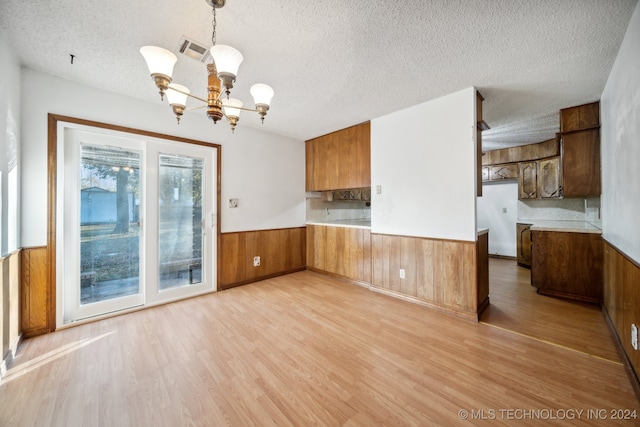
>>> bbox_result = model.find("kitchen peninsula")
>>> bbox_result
[529,220,603,304]
[306,219,490,321]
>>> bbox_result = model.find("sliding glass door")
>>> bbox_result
[60,127,216,323]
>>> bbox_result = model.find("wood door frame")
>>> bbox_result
[47,114,222,331]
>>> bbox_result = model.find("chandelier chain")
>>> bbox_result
[211,5,217,47]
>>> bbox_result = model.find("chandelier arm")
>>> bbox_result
[185,105,208,111]
[184,92,209,104]
[235,106,259,113]
[170,85,209,104]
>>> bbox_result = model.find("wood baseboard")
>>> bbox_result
[1,333,22,379]
[602,306,640,402]
[307,265,487,323]
[369,286,479,322]
[305,267,371,289]
[477,296,491,318]
[536,288,601,305]
[219,267,306,290]
[489,254,517,261]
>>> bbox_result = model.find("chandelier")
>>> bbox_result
[140,0,274,133]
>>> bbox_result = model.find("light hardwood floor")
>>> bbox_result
[1,259,638,426]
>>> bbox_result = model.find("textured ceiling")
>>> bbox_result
[0,0,637,150]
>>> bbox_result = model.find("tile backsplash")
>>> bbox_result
[518,197,601,223]
[306,197,371,222]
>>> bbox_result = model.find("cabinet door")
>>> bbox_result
[339,127,359,190]
[305,123,371,192]
[560,102,599,132]
[538,156,562,198]
[516,223,532,268]
[325,132,341,190]
[359,122,371,188]
[305,140,316,191]
[518,162,538,199]
[489,163,518,181]
[562,129,601,197]
[481,166,490,182]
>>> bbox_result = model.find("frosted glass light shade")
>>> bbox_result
[210,45,243,77]
[140,46,177,77]
[166,84,190,106]
[250,83,274,106]
[222,98,243,118]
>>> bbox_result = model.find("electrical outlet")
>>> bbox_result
[632,324,638,350]
[228,198,239,208]
[399,269,405,279]
[376,185,382,195]
[253,256,261,267]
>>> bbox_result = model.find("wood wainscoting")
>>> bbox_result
[306,225,372,285]
[603,240,640,398]
[1,250,22,375]
[371,232,489,321]
[219,227,306,289]
[20,247,50,338]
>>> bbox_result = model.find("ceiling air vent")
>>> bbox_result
[175,36,212,63]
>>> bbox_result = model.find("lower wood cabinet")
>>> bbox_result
[516,223,532,268]
[531,230,603,303]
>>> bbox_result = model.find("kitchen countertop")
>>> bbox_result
[477,228,489,236]
[306,219,371,229]
[524,220,602,234]
[307,220,491,237]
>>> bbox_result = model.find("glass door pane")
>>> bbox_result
[158,154,203,291]
[80,145,141,304]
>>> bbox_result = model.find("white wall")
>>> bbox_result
[601,2,640,263]
[0,33,21,255]
[0,30,21,375]
[20,69,306,247]
[371,87,477,241]
[477,182,517,256]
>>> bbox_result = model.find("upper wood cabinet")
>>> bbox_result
[476,91,488,197]
[489,163,518,181]
[305,122,370,191]
[560,101,599,133]
[518,157,562,200]
[518,162,538,199]
[538,157,562,198]
[561,128,601,197]
[482,138,559,166]
[481,166,490,182]
[483,101,600,199]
